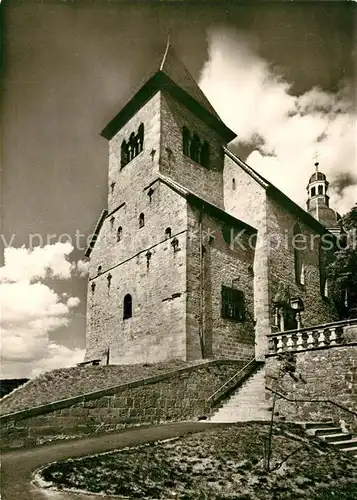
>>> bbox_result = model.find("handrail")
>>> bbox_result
[207,357,256,403]
[266,386,357,417]
[267,318,357,338]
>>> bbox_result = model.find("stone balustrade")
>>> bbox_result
[267,319,357,355]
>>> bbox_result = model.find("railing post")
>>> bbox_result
[317,328,325,347]
[330,327,337,346]
[276,336,283,353]
[286,334,293,351]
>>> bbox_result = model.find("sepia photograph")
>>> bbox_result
[1,0,356,499]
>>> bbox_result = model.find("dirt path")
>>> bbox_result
[1,421,219,500]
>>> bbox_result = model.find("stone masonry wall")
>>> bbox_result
[186,204,256,361]
[107,92,161,213]
[86,92,164,360]
[266,195,337,328]
[223,155,269,360]
[223,154,337,359]
[160,92,226,209]
[265,345,357,432]
[1,361,243,450]
[86,181,188,363]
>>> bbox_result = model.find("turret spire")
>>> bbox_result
[306,162,341,233]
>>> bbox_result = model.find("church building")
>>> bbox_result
[84,44,338,365]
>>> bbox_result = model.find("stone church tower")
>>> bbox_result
[85,43,338,366]
[306,162,342,235]
[85,44,257,365]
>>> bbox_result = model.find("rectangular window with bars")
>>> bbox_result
[221,286,245,321]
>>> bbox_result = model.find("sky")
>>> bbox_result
[1,0,356,378]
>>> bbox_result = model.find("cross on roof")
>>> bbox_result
[312,149,320,173]
[313,150,320,173]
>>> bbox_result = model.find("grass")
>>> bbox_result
[0,359,209,415]
[40,422,357,499]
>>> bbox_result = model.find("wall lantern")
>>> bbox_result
[290,297,304,312]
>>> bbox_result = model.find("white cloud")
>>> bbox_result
[0,243,85,378]
[200,28,357,215]
[67,296,80,308]
[30,344,85,379]
[71,259,89,278]
[0,242,74,283]
[1,344,85,379]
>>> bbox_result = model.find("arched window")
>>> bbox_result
[165,227,171,239]
[121,140,128,168]
[293,223,304,285]
[182,126,190,156]
[123,294,132,320]
[97,265,102,274]
[117,226,122,242]
[190,134,201,163]
[311,186,316,197]
[137,123,144,153]
[139,213,145,228]
[232,178,236,190]
[318,185,323,195]
[200,141,210,168]
[128,132,136,161]
[121,125,145,168]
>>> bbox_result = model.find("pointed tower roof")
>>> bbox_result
[100,42,236,142]
[159,41,221,120]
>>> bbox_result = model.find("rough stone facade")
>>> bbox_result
[186,204,256,361]
[265,343,357,432]
[223,154,337,360]
[160,93,225,208]
[86,76,258,364]
[86,178,188,364]
[224,154,270,361]
[86,48,337,366]
[266,195,336,328]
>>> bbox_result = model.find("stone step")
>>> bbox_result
[300,421,334,430]
[209,366,268,423]
[212,408,271,416]
[313,427,342,436]
[339,447,357,455]
[321,433,352,443]
[212,411,270,419]
[219,406,269,411]
[210,414,270,423]
[329,439,357,450]
[221,402,269,408]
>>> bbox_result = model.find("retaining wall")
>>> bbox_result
[1,360,243,449]
[266,341,357,432]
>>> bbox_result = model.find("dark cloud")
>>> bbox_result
[331,173,357,196]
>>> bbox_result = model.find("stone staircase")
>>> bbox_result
[298,421,357,459]
[209,366,270,422]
